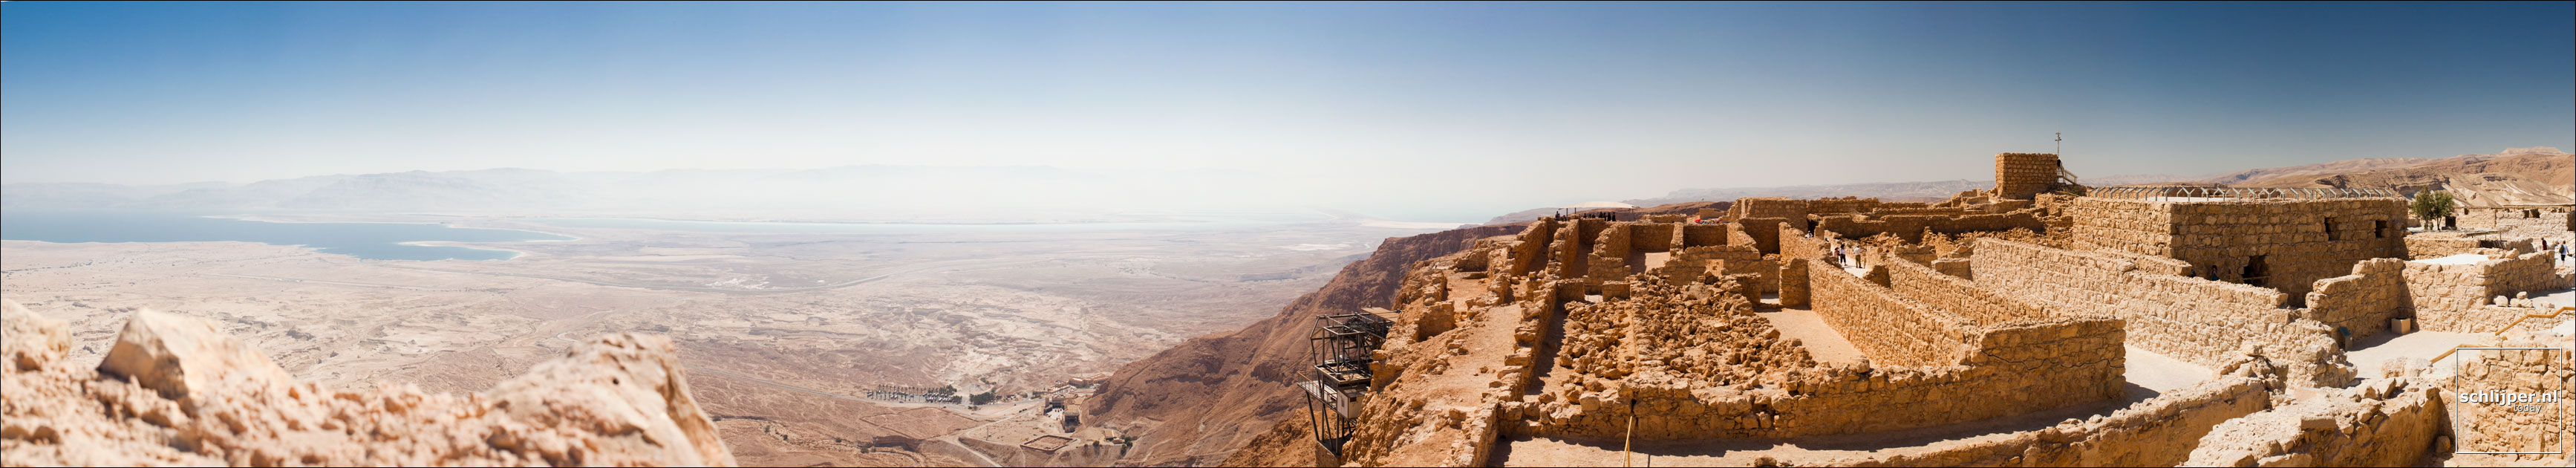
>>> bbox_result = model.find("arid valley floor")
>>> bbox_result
[0,212,1454,466]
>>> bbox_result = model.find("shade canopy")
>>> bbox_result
[1565,201,1637,209]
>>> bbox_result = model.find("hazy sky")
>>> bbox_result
[5,1,2572,212]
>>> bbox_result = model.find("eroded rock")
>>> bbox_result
[0,299,736,467]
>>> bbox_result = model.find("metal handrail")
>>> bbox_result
[2087,186,2399,200]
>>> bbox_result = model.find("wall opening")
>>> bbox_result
[2375,220,2388,238]
[2241,255,2269,288]
[2324,217,2338,241]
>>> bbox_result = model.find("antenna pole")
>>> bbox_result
[2055,132,2063,155]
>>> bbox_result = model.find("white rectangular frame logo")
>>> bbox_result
[2450,346,2568,456]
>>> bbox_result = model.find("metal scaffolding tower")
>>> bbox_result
[1298,308,1393,455]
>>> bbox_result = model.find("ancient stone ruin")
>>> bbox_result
[1287,153,2576,467]
[0,300,736,467]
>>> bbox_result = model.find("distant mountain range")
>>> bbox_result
[0,166,1291,223]
[13,148,2566,224]
[2190,157,2442,186]
[1482,147,2572,224]
[2222,147,2573,207]
[1608,172,2232,209]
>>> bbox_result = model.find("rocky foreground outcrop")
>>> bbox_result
[0,300,735,467]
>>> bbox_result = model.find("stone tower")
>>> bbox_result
[1994,152,2061,200]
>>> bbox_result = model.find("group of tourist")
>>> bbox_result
[1833,243,1865,269]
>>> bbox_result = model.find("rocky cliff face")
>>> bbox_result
[1082,224,1527,466]
[0,299,735,467]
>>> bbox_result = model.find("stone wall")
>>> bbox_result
[1625,222,1677,253]
[2446,339,2574,464]
[1513,314,2126,441]
[1724,197,1937,224]
[1995,152,2061,200]
[1548,220,1588,281]
[1726,198,1810,222]
[2068,197,2176,256]
[1655,245,1767,288]
[1883,259,2053,325]
[1814,211,2049,244]
[2489,250,2565,294]
[2404,251,2562,332]
[1777,258,1810,308]
[1677,224,1729,248]
[1810,262,1973,367]
[2184,377,2444,467]
[1972,238,2354,387]
[1777,222,1831,261]
[1495,219,1556,276]
[1866,207,1989,217]
[2091,247,2194,276]
[2406,233,2483,259]
[2425,303,2566,337]
[2070,197,2408,301]
[1586,222,1634,285]
[1503,259,2125,442]
[1887,244,1937,267]
[2456,206,2576,233]
[2181,197,2409,297]
[1343,282,1539,467]
[1754,316,2124,438]
[1453,242,1493,273]
[1807,196,1933,215]
[1732,218,1789,255]
[1931,257,1973,279]
[1859,371,2275,467]
[2301,258,2408,339]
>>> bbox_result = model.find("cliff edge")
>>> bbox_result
[1083,224,1529,466]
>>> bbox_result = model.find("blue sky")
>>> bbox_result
[4,1,2570,215]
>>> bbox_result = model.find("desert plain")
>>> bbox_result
[0,211,1452,467]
